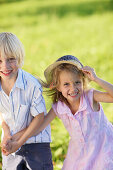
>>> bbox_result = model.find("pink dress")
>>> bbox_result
[52,89,113,170]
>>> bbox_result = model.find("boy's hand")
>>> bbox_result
[1,134,12,151]
[2,140,20,156]
[82,66,97,81]
[1,138,12,156]
[1,128,27,156]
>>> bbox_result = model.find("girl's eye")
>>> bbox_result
[0,60,2,63]
[75,81,81,84]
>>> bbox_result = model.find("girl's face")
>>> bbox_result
[57,70,83,106]
[0,54,19,82]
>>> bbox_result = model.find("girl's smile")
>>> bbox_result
[58,70,83,107]
[68,91,79,97]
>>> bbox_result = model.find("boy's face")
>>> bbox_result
[0,55,19,82]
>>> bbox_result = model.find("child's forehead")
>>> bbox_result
[0,40,16,55]
[60,69,81,76]
[0,50,16,59]
[59,70,82,80]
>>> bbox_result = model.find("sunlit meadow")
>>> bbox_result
[0,0,113,169]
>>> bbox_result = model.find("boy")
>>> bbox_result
[0,32,53,170]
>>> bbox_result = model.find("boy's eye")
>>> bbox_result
[64,83,69,86]
[8,58,16,62]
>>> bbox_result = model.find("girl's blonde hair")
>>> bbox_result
[0,32,25,67]
[43,63,89,105]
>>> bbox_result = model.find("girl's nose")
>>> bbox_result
[71,84,76,91]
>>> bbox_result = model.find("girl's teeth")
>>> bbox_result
[70,92,78,96]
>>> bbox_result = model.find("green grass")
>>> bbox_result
[0,0,113,169]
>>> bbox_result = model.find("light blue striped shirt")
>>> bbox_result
[0,69,51,143]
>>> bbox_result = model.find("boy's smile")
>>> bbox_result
[0,55,19,82]
[1,70,13,76]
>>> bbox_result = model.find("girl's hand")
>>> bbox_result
[82,66,97,81]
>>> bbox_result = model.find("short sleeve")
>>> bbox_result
[52,101,71,118]
[30,85,46,117]
[52,103,59,117]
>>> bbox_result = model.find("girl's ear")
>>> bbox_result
[56,86,61,92]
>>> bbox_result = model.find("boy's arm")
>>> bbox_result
[0,113,11,141]
[1,122,11,155]
[1,122,10,137]
[0,113,12,154]
[0,113,10,136]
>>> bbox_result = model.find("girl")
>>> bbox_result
[40,54,113,170]
[4,55,113,169]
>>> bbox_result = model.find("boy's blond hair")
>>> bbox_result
[0,32,25,67]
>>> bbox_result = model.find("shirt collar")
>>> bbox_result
[15,69,25,90]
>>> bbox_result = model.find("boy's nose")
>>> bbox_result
[2,60,10,69]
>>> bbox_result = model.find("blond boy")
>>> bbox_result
[0,32,53,170]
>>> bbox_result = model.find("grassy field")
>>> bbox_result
[0,0,113,169]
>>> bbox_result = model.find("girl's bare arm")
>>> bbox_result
[82,66,113,103]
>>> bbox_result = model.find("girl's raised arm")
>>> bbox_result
[82,66,113,103]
